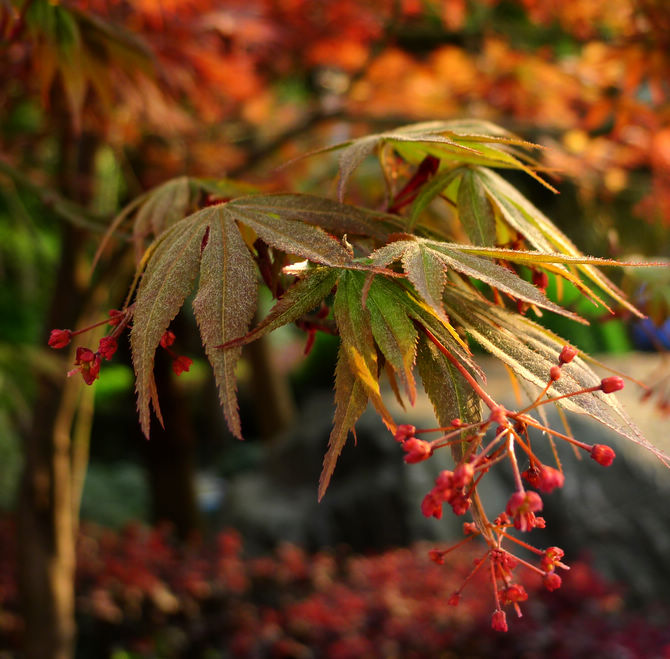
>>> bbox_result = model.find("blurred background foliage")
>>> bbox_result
[2,0,670,655]
[1,0,669,534]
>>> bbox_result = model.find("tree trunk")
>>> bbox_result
[18,226,84,659]
[245,331,296,439]
[18,127,96,659]
[141,350,200,540]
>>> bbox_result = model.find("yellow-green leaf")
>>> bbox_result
[457,169,497,247]
[318,346,369,501]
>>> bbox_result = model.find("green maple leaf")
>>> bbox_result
[478,168,642,316]
[370,237,585,322]
[441,284,669,467]
[312,118,553,201]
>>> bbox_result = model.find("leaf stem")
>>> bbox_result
[421,326,498,411]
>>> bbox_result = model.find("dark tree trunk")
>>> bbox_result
[141,350,200,540]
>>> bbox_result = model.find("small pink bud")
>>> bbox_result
[451,418,462,427]
[449,494,471,516]
[590,444,616,466]
[435,470,454,491]
[452,462,475,488]
[528,465,564,493]
[402,438,433,463]
[48,329,72,349]
[421,493,443,519]
[394,424,416,443]
[559,345,577,364]
[522,466,541,489]
[600,376,624,394]
[447,593,460,606]
[549,365,561,381]
[491,609,508,632]
[543,572,562,591]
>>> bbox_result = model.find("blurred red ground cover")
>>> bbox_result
[0,517,669,657]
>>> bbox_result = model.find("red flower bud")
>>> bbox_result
[452,462,475,488]
[590,444,616,466]
[447,593,460,606]
[161,330,176,348]
[522,465,564,493]
[394,424,416,443]
[600,376,624,394]
[402,438,433,463]
[428,549,445,564]
[98,336,118,361]
[435,470,454,491]
[68,347,101,385]
[421,492,443,519]
[506,490,542,516]
[449,494,471,516]
[502,583,528,604]
[541,546,565,571]
[543,572,562,591]
[506,490,543,532]
[172,355,192,376]
[549,365,561,381]
[491,609,508,632]
[559,345,577,364]
[48,329,72,349]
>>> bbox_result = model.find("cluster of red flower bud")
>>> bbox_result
[48,309,192,384]
[395,343,623,632]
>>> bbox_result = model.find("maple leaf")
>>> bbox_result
[415,332,483,458]
[333,271,394,429]
[318,344,369,501]
[313,118,553,201]
[193,213,257,440]
[219,265,340,350]
[477,168,643,317]
[400,163,650,317]
[131,217,207,436]
[441,284,669,466]
[130,193,393,438]
[318,268,487,499]
[370,237,585,322]
[93,177,260,269]
[456,168,498,247]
